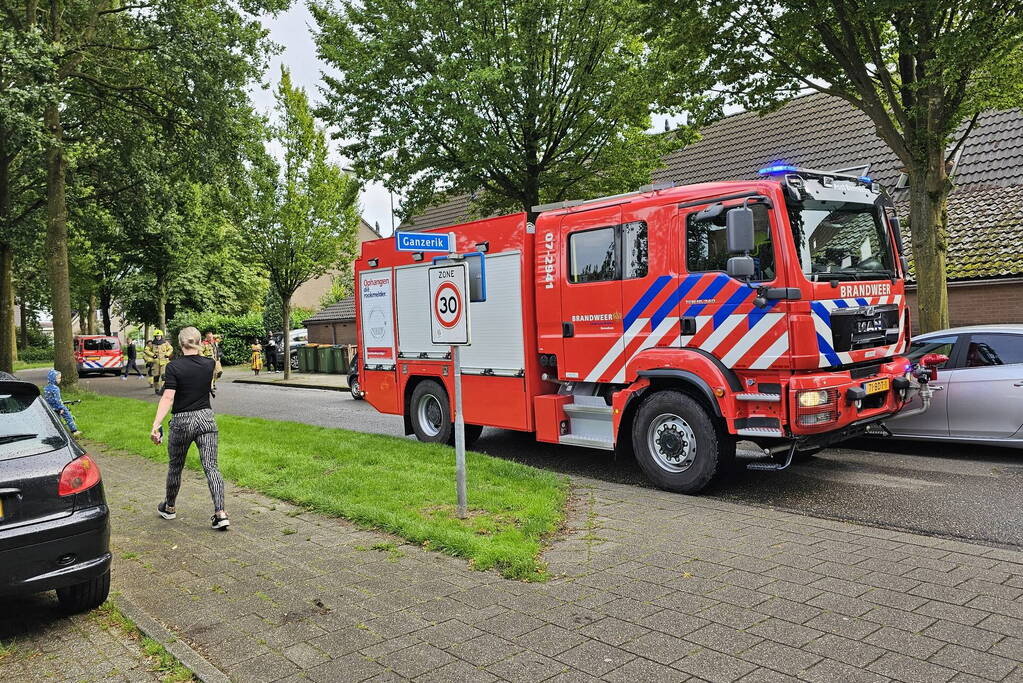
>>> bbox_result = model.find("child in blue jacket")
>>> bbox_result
[44,369,82,437]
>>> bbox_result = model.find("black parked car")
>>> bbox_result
[348,352,363,400]
[0,373,111,612]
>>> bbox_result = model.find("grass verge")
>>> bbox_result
[74,393,569,580]
[13,359,52,371]
[91,601,196,681]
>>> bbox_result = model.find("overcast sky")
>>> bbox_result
[253,4,686,237]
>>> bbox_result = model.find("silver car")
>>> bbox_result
[888,324,1023,447]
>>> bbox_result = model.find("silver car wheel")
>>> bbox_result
[647,413,697,473]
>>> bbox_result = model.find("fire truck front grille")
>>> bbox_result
[828,304,899,352]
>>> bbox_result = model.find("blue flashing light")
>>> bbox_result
[758,164,798,175]
[859,176,873,184]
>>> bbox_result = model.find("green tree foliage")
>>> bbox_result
[647,0,1023,331]
[242,68,359,378]
[1,0,283,385]
[311,0,709,221]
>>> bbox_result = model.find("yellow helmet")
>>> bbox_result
[153,329,164,337]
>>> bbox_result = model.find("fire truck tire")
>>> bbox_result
[410,380,453,444]
[632,390,724,494]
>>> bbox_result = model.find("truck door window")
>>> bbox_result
[622,221,648,279]
[686,204,774,279]
[568,226,617,283]
[568,222,649,284]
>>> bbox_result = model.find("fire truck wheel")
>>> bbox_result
[410,380,453,443]
[632,390,723,494]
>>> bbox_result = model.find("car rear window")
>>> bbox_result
[0,388,67,460]
[83,338,119,351]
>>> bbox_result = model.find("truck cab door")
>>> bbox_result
[558,206,624,383]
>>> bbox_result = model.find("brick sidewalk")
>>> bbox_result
[0,592,168,682]
[89,447,1023,682]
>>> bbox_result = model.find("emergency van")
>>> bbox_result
[355,167,942,493]
[74,335,124,376]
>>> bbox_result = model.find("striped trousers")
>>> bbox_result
[165,409,225,511]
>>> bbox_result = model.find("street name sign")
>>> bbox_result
[395,231,451,252]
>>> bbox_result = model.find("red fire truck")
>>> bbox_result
[355,166,941,493]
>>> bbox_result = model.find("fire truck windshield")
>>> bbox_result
[787,201,895,281]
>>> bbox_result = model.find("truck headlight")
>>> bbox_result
[797,390,829,408]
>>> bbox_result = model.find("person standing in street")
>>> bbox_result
[121,336,143,380]
[265,334,278,373]
[199,331,223,395]
[145,330,173,395]
[250,338,263,375]
[150,326,229,530]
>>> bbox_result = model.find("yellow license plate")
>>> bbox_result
[863,378,890,395]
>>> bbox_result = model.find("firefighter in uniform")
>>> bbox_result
[145,330,174,394]
[200,331,222,395]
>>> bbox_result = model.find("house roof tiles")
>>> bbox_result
[396,93,1023,281]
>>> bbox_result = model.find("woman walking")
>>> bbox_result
[250,338,263,376]
[150,326,229,530]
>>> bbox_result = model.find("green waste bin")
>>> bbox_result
[318,345,335,374]
[297,346,309,373]
[331,346,348,374]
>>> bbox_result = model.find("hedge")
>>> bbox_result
[167,310,311,365]
[19,346,54,362]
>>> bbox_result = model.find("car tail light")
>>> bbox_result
[59,455,101,496]
[795,389,839,427]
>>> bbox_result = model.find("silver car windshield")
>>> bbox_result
[787,201,895,281]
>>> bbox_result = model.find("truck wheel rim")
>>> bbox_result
[648,413,697,473]
[417,394,443,437]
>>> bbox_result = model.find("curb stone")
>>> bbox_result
[231,378,350,392]
[112,593,230,683]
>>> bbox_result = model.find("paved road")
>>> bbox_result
[27,368,1023,549]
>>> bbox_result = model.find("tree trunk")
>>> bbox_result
[908,154,952,333]
[86,294,97,335]
[156,275,167,332]
[0,243,13,372]
[45,101,76,388]
[282,291,292,379]
[0,124,13,373]
[7,276,14,364]
[19,298,29,350]
[100,287,112,336]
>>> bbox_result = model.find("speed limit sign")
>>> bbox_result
[429,263,471,345]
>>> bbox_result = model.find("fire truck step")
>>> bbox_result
[735,427,785,437]
[563,403,613,417]
[558,434,615,450]
[735,393,781,402]
[745,444,796,471]
[563,402,614,445]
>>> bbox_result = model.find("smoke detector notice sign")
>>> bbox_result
[359,270,395,364]
[429,263,471,345]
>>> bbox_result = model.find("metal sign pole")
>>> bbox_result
[453,344,467,518]
[448,232,467,519]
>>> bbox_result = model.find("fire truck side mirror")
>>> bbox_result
[726,206,755,253]
[727,256,756,280]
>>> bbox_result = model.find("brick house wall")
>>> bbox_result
[905,280,1023,332]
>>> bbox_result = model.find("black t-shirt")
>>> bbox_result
[126,344,136,360]
[164,355,215,413]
